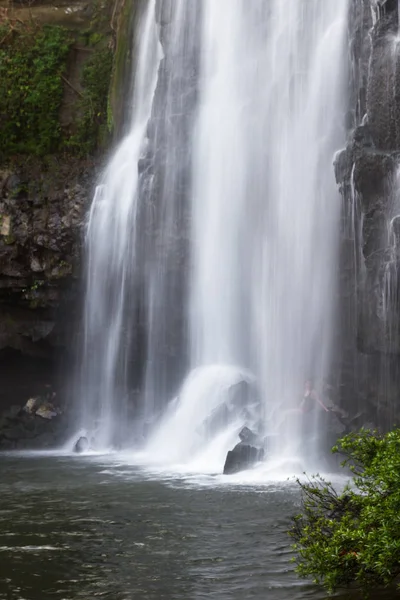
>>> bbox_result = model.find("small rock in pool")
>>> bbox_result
[74,436,89,453]
[223,442,264,475]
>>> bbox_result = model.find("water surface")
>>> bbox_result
[0,455,396,599]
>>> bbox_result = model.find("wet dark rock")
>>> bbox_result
[223,442,264,475]
[0,396,66,450]
[5,405,23,420]
[197,378,262,440]
[73,436,89,453]
[23,397,40,414]
[334,147,353,186]
[223,426,265,475]
[0,163,94,361]
[367,7,400,151]
[35,402,58,420]
[334,0,400,425]
[353,151,395,210]
[239,426,260,445]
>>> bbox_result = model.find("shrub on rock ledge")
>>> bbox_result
[289,429,400,595]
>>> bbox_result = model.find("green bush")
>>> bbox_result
[289,429,400,595]
[0,24,71,158]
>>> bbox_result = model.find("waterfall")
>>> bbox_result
[78,0,349,469]
[77,1,161,448]
[148,0,349,468]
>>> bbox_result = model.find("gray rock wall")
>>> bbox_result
[0,163,92,354]
[336,0,400,427]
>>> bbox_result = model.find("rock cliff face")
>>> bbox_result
[336,0,400,427]
[0,0,121,409]
[0,160,93,372]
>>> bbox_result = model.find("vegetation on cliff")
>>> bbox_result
[290,429,400,595]
[0,23,71,158]
[0,15,113,161]
[66,44,113,155]
[0,2,120,324]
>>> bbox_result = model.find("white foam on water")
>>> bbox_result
[144,365,253,465]
[76,0,162,448]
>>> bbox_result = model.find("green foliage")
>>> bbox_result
[88,32,104,47]
[0,24,71,158]
[0,17,114,160]
[289,429,400,595]
[90,0,113,34]
[65,45,113,155]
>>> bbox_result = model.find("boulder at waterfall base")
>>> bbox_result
[223,427,265,476]
[74,436,89,453]
[239,425,261,445]
[223,442,264,475]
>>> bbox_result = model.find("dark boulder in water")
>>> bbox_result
[73,436,89,453]
[223,442,264,475]
[238,426,260,445]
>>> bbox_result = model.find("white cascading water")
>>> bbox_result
[148,0,349,470]
[77,1,161,449]
[77,0,349,473]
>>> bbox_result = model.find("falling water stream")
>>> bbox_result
[147,0,349,470]
[77,1,161,448]
[77,1,349,473]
